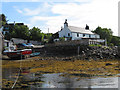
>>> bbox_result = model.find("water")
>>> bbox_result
[2,68,119,89]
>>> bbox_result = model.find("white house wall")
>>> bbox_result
[91,34,96,38]
[71,33,82,40]
[71,33,90,40]
[84,34,89,38]
[59,27,71,38]
[96,35,100,38]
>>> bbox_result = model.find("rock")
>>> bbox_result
[106,63,112,66]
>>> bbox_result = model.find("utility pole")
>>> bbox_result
[78,46,80,56]
[48,28,49,34]
[105,38,107,46]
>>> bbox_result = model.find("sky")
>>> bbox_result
[1,0,119,36]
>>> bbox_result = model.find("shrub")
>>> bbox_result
[59,37,65,41]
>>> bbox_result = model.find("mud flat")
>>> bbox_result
[2,55,120,89]
[2,56,119,76]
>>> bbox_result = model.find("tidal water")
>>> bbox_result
[2,68,120,89]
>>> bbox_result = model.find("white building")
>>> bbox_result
[59,19,100,40]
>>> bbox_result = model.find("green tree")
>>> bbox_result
[30,27,43,41]
[59,37,65,41]
[5,24,30,40]
[93,26,113,44]
[52,32,59,39]
[0,14,8,27]
[111,36,120,46]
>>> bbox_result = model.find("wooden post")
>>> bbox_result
[0,33,2,89]
[78,46,80,56]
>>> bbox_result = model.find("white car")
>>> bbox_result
[26,43,34,48]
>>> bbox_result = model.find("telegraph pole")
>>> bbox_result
[48,28,49,34]
[105,38,107,46]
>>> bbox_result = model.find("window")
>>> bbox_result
[68,33,70,36]
[77,33,79,37]
[89,35,91,38]
[83,34,85,37]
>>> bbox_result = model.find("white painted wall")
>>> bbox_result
[95,35,100,38]
[59,26,71,38]
[71,33,83,40]
[91,34,96,38]
[84,34,89,38]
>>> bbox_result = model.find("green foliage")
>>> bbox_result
[5,25,30,40]
[52,32,59,39]
[110,36,120,46]
[109,43,114,46]
[59,37,65,41]
[0,14,8,27]
[29,27,43,41]
[93,26,113,43]
[43,33,54,43]
[89,44,102,47]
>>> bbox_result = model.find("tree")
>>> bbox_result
[0,14,8,27]
[52,32,59,39]
[110,36,120,46]
[5,24,30,40]
[93,26,113,44]
[29,27,43,41]
[59,37,65,41]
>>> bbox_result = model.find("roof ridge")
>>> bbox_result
[67,25,94,34]
[68,25,89,30]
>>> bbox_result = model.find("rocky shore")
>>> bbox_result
[44,44,120,60]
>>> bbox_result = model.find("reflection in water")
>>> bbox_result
[2,68,119,89]
[40,73,118,88]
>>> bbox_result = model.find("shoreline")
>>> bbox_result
[2,55,119,76]
[2,56,119,89]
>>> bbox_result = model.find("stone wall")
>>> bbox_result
[46,40,89,47]
[44,43,119,59]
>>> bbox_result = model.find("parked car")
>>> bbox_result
[16,43,28,48]
[26,43,34,48]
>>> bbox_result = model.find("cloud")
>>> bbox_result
[50,0,119,35]
[13,6,23,13]
[13,0,119,35]
[28,15,67,33]
[14,2,52,16]
[2,0,91,2]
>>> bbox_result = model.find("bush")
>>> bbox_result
[59,37,65,41]
[89,44,102,47]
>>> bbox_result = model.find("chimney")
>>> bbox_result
[64,19,68,27]
[61,26,63,30]
[85,24,89,30]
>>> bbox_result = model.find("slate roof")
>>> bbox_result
[68,26,95,35]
